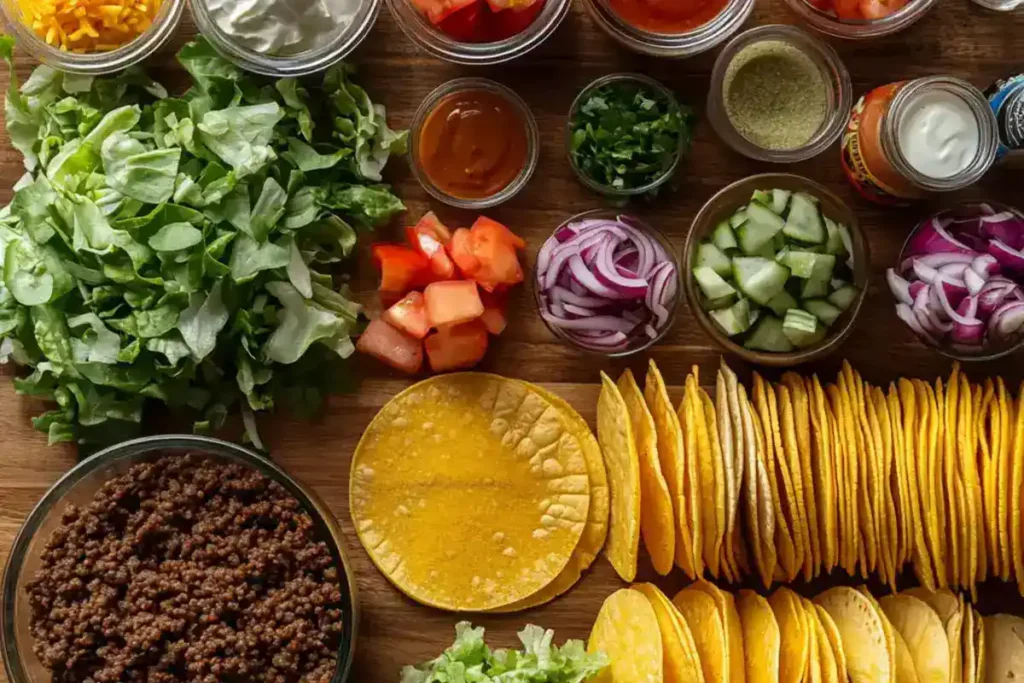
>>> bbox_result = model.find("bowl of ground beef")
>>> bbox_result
[1,435,357,683]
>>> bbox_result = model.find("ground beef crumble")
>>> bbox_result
[26,455,345,683]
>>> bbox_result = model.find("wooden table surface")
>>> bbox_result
[3,2,1024,681]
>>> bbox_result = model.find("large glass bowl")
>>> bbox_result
[1,435,358,683]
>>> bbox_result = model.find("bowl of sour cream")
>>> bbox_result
[189,0,380,76]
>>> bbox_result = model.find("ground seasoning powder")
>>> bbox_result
[723,40,828,151]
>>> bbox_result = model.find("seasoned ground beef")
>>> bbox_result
[26,455,344,683]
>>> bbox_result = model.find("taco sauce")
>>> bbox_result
[607,0,729,33]
[417,88,528,200]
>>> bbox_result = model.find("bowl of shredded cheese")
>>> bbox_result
[1,0,184,74]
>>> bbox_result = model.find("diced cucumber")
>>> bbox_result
[800,273,831,299]
[772,189,792,215]
[704,292,738,310]
[783,309,826,348]
[694,266,736,301]
[775,246,790,263]
[783,192,826,244]
[765,290,799,317]
[733,257,790,306]
[831,278,849,291]
[753,242,777,259]
[730,208,748,229]
[772,231,787,251]
[744,316,795,353]
[779,251,836,280]
[712,221,738,252]
[695,242,733,278]
[737,202,785,254]
[803,299,843,327]
[828,285,859,312]
[824,216,846,256]
[837,223,854,263]
[748,307,762,328]
[710,297,752,337]
[751,189,773,207]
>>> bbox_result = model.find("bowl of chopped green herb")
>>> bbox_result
[567,74,694,198]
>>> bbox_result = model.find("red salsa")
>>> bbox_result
[411,0,546,42]
[608,0,728,33]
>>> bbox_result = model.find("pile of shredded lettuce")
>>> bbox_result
[401,622,608,683]
[0,36,408,448]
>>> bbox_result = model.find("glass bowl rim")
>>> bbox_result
[782,0,937,39]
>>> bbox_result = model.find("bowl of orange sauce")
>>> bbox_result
[410,78,539,209]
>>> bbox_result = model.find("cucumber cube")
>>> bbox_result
[695,242,733,278]
[803,299,843,327]
[730,208,748,229]
[733,257,790,306]
[783,192,826,244]
[712,221,738,252]
[710,298,752,337]
[779,251,836,280]
[744,316,795,353]
[737,202,785,254]
[765,290,799,317]
[772,189,792,214]
[828,285,859,312]
[783,309,825,348]
[694,266,737,301]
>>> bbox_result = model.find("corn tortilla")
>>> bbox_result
[634,583,705,683]
[598,372,642,583]
[589,589,663,683]
[738,590,781,683]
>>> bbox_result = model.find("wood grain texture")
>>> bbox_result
[2,2,1024,681]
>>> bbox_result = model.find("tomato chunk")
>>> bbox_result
[410,0,479,23]
[357,319,424,374]
[470,216,526,250]
[470,230,523,292]
[479,290,508,335]
[484,0,538,12]
[370,244,432,295]
[488,0,545,40]
[406,213,456,280]
[859,0,905,18]
[424,280,484,328]
[834,0,863,19]
[424,319,489,372]
[448,228,481,278]
[438,0,487,40]
[382,291,432,340]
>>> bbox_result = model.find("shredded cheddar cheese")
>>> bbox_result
[17,0,163,52]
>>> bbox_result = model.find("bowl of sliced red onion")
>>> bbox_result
[888,201,1024,361]
[534,209,681,356]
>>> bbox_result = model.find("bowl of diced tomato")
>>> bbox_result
[386,0,570,64]
[783,0,935,38]
[357,212,526,375]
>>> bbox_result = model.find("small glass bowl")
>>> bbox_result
[683,173,870,368]
[0,0,183,75]
[1,435,358,683]
[409,78,539,210]
[387,0,569,65]
[708,25,852,164]
[783,0,936,39]
[534,209,683,358]
[189,0,381,77]
[581,0,753,57]
[567,73,686,199]
[895,201,1024,362]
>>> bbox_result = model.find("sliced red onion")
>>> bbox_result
[594,240,649,297]
[956,295,979,319]
[978,286,1011,316]
[904,216,975,258]
[909,281,927,300]
[903,252,977,273]
[563,303,599,318]
[887,269,913,304]
[970,254,1000,278]
[980,213,1024,250]
[935,276,977,324]
[540,311,639,332]
[550,285,611,309]
[544,245,579,291]
[989,239,1024,271]
[951,318,985,344]
[964,267,986,296]
[897,303,939,346]
[937,263,968,280]
[913,261,939,284]
[937,276,968,306]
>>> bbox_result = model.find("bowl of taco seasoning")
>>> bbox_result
[582,0,754,57]
[189,0,381,76]
[707,25,852,163]
[410,78,539,209]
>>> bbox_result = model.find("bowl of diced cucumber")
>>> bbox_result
[684,173,869,366]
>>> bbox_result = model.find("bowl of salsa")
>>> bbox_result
[782,0,936,38]
[386,0,570,64]
[410,78,539,209]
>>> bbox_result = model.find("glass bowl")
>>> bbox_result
[580,0,754,57]
[683,173,870,367]
[387,0,569,65]
[707,25,852,164]
[894,201,1024,362]
[783,0,936,39]
[567,73,687,199]
[534,209,683,357]
[409,77,539,209]
[189,0,381,77]
[0,0,183,75]
[1,435,358,683]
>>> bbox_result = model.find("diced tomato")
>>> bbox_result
[410,0,479,24]
[470,216,526,250]
[438,1,488,41]
[478,290,508,335]
[357,319,424,375]
[448,228,481,278]
[859,0,905,18]
[370,244,432,295]
[488,0,545,40]
[406,213,456,280]
[382,291,432,340]
[469,230,523,292]
[834,0,863,19]
[424,319,489,372]
[424,280,484,328]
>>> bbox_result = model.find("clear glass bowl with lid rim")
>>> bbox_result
[783,0,937,39]
[1,434,359,683]
[580,0,754,58]
[409,77,539,209]
[566,73,687,199]
[386,0,569,65]
[0,0,184,75]
[188,0,381,77]
[707,24,852,163]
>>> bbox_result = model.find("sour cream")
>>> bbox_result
[898,89,981,179]
[206,0,361,55]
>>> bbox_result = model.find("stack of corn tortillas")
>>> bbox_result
[350,373,609,612]
[589,585,1013,683]
[597,358,1022,596]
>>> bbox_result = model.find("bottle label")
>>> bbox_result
[986,74,1024,158]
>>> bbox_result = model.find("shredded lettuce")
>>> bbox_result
[401,622,608,683]
[0,36,408,449]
